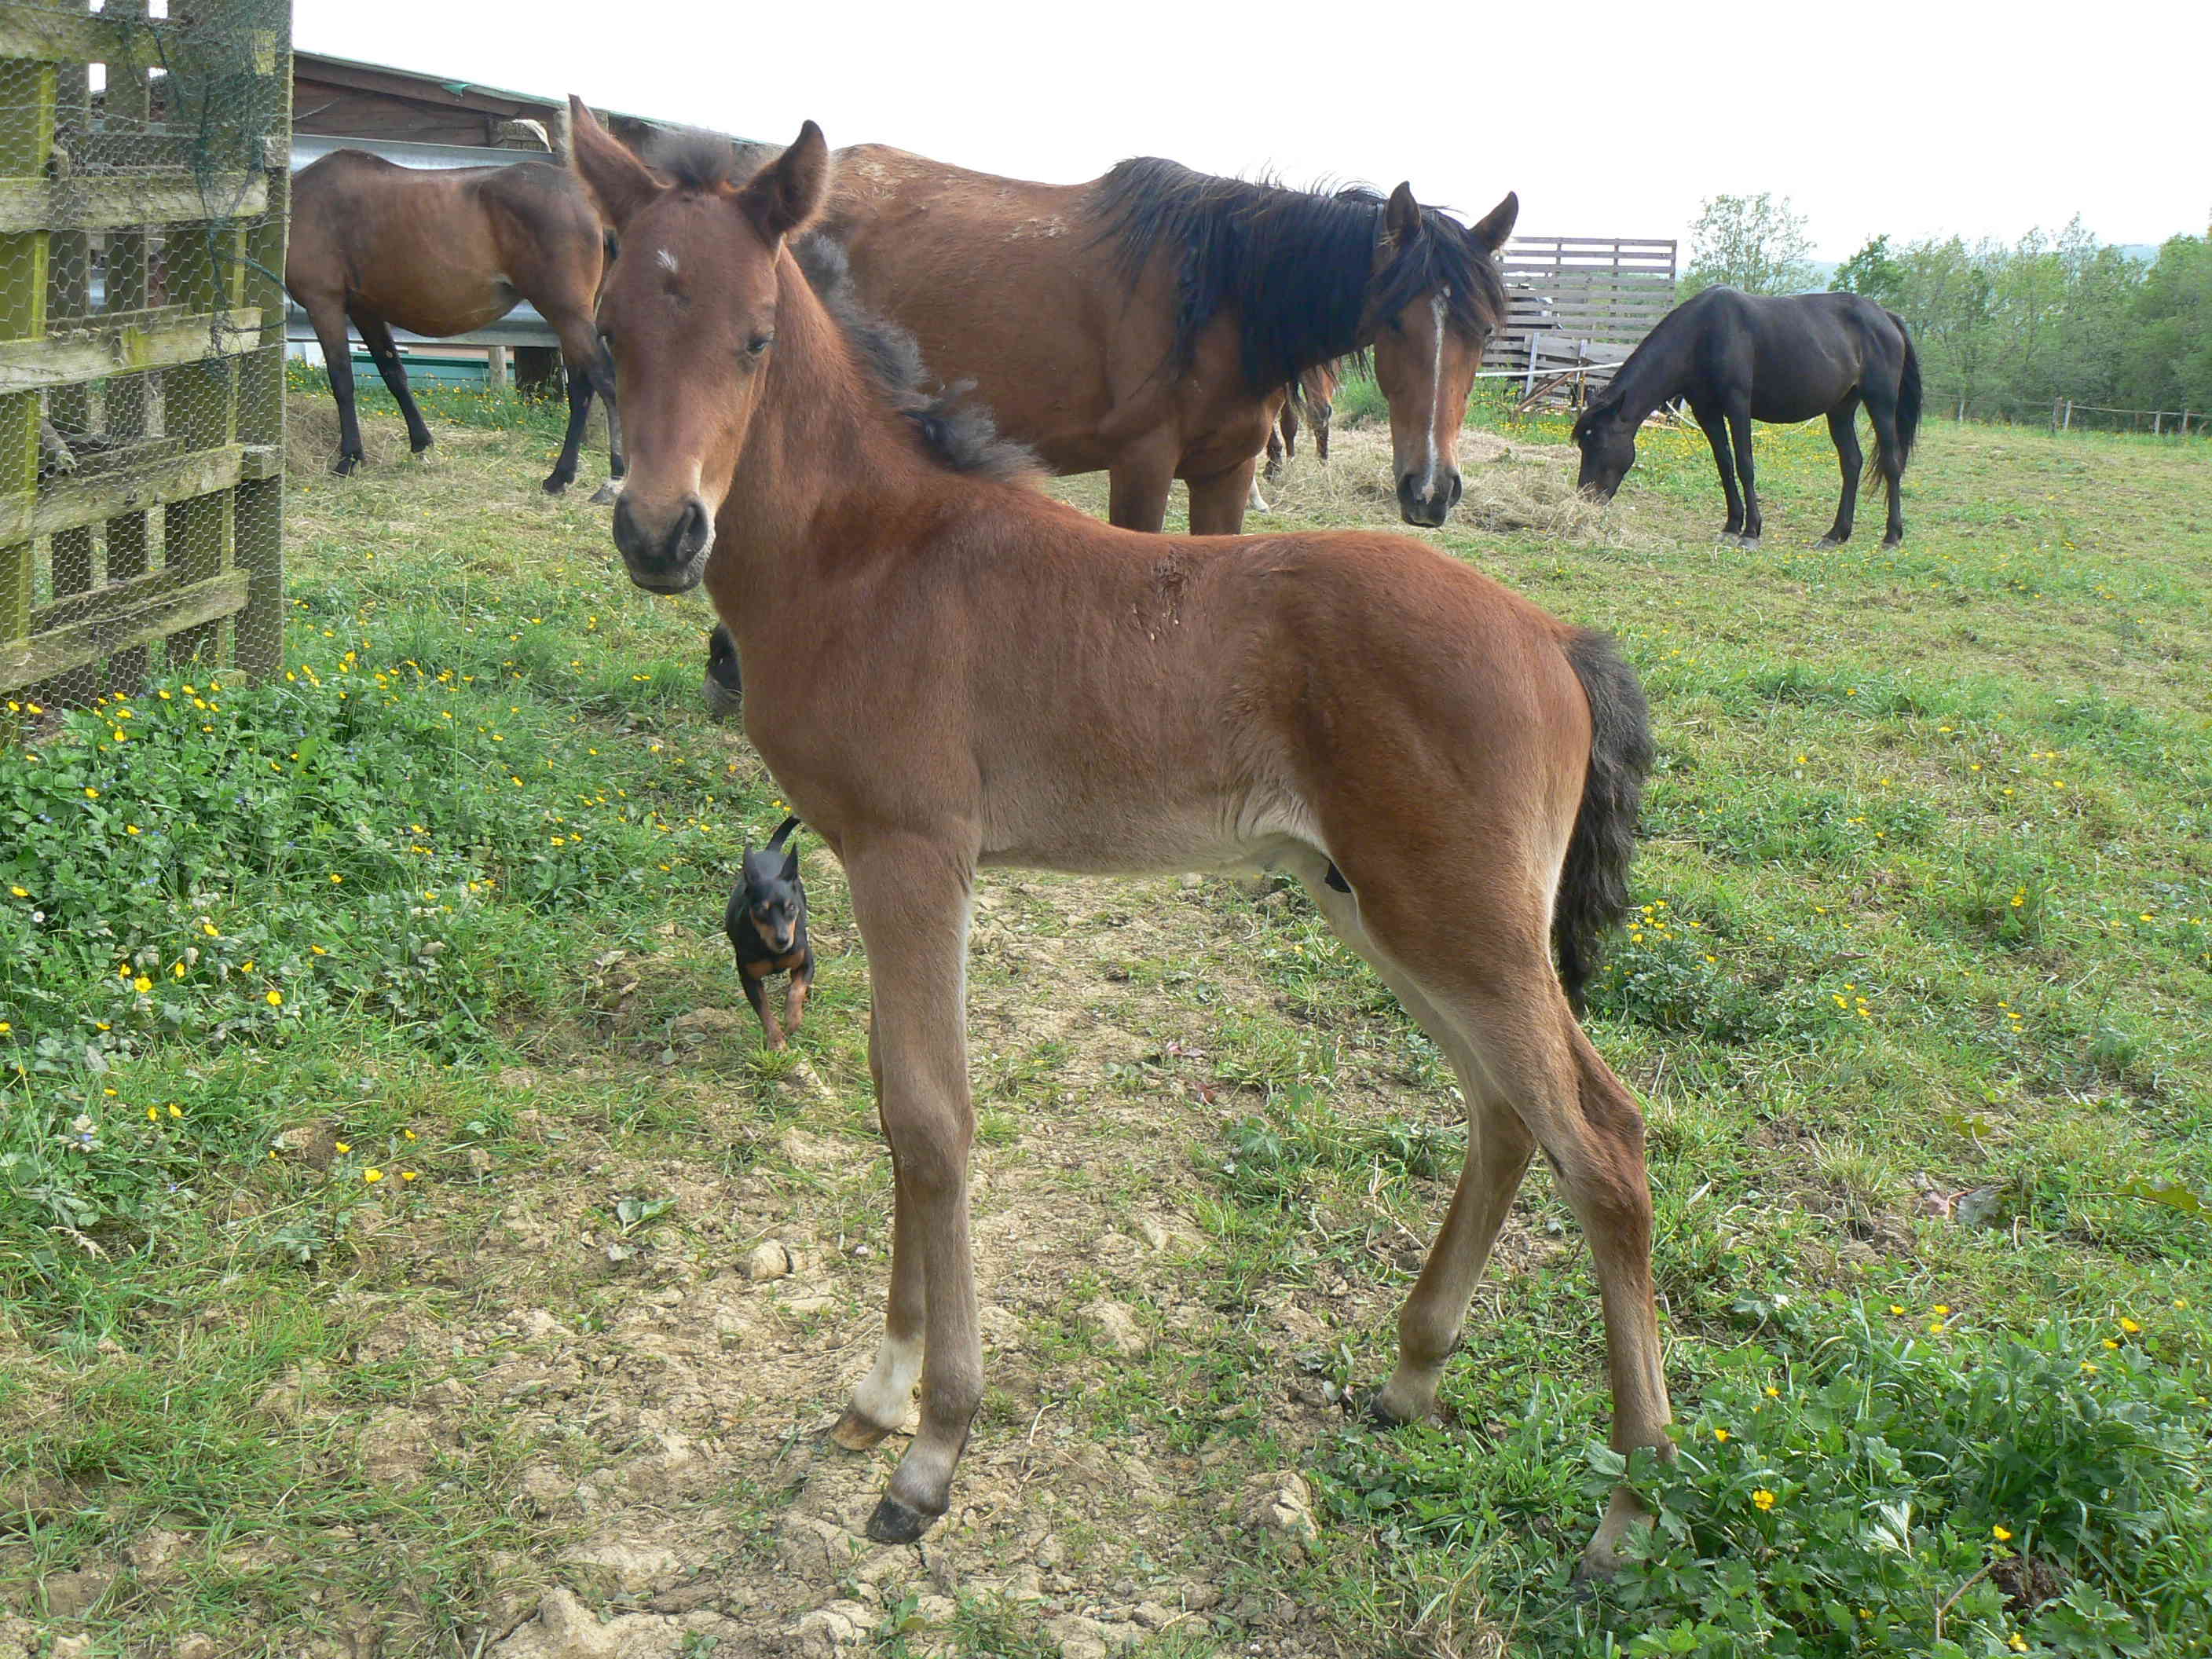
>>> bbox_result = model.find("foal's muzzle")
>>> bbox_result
[612,495,713,593]
[1397,469,1463,529]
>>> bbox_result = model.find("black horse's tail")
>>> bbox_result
[1872,310,1921,478]
[1555,631,1653,1016]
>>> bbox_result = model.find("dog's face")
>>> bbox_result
[728,841,804,956]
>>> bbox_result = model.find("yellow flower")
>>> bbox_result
[1763,1385,1779,1398]
[335,1142,351,1153]
[2080,1361,2098,1375]
[1928,1321,1947,1335]
[203,921,220,937]
[2007,1635,2027,1653]
[401,1170,419,1182]
[1932,1304,1950,1316]
[2119,1317,2141,1334]
[9,886,27,898]
[1751,1489,1776,1511]
[1993,1524,2013,1541]
[148,1106,159,1122]
[132,976,152,993]
[363,1167,384,1183]
[2101,1339,2119,1350]
[310,944,328,956]
[84,787,98,799]
[168,1104,181,1118]
[403,1129,416,1141]
[1712,1427,1729,1443]
[0,1022,11,1034]
[1889,1304,1906,1317]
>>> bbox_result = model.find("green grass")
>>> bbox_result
[3,390,2210,1656]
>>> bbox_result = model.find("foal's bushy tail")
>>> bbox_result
[1556,632,1653,1016]
[1870,310,1922,478]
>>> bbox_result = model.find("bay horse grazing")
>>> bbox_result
[1573,287,1921,548]
[804,146,1516,533]
[287,150,625,498]
[572,100,1674,1577]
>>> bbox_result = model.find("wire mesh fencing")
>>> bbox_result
[0,0,288,727]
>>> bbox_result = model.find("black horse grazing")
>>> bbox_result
[1573,288,1921,549]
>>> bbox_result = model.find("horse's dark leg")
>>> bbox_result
[1727,401,1761,548]
[1864,394,1906,548]
[590,401,627,506]
[542,365,596,496]
[302,297,364,475]
[1691,404,1745,541]
[351,311,434,456]
[1815,396,1863,549]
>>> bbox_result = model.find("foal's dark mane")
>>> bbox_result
[1086,157,1507,395]
[644,130,1037,484]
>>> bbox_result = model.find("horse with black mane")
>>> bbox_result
[287,149,625,498]
[573,99,1672,1578]
[1572,287,1921,548]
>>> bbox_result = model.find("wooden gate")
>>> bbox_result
[0,0,289,712]
[1481,235,1677,408]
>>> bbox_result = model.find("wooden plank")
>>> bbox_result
[0,12,271,76]
[0,306,264,392]
[0,172,269,236]
[0,441,247,543]
[0,569,247,693]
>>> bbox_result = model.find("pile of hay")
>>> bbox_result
[283,390,410,478]
[1257,425,1621,540]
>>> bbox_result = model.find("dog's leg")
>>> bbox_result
[740,969,783,1049]
[784,949,815,1037]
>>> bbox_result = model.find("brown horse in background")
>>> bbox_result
[572,100,1672,1577]
[287,151,625,497]
[806,146,1516,533]
[1266,360,1343,479]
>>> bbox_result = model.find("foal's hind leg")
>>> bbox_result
[1815,397,1864,549]
[1302,851,1673,1575]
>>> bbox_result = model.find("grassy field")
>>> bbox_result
[2,380,2208,1659]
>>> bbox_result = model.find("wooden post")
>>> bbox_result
[2052,395,2062,434]
[2063,398,2072,431]
[101,0,154,690]
[485,344,510,393]
[0,53,54,691]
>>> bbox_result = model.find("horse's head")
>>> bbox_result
[569,97,829,595]
[1571,399,1638,501]
[1366,187,1517,528]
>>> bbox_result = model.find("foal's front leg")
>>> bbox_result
[832,840,981,1544]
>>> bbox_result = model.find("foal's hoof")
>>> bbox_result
[865,1493,939,1547]
[829,1407,894,1452]
[588,479,622,506]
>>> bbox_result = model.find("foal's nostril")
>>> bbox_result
[676,496,711,558]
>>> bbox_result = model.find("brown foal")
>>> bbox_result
[287,149,624,497]
[570,102,1673,1573]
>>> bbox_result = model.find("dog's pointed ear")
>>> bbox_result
[782,844,800,882]
[1382,181,1423,250]
[1469,190,1519,254]
[568,96,660,232]
[737,120,830,246]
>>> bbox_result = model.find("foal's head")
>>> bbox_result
[1366,187,1518,528]
[569,97,830,595]
[1571,400,1639,501]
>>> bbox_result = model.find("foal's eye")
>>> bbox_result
[745,332,774,358]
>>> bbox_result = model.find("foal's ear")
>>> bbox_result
[1469,190,1520,254]
[1382,181,1423,247]
[568,95,661,232]
[738,120,831,246]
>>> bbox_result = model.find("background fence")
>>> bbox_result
[1481,235,1677,408]
[2051,397,2204,437]
[0,0,289,718]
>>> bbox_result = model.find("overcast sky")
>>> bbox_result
[295,0,2209,260]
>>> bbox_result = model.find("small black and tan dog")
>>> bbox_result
[724,815,813,1048]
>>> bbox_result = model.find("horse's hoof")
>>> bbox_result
[701,674,745,721]
[1715,532,1740,547]
[1881,536,1904,550]
[410,440,434,457]
[588,480,621,506]
[1736,535,1761,551]
[865,1494,938,1546]
[1813,537,1845,551]
[542,476,571,496]
[829,1408,893,1452]
[332,456,359,478]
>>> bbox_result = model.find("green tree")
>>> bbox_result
[1683,193,1817,295]
[1833,233,1906,306]
[2119,234,2212,413]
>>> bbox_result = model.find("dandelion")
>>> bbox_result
[168,1104,181,1118]
[0,1023,10,1034]
[1928,1321,1947,1335]
[401,1170,419,1182]
[335,1141,350,1153]
[1712,1427,1729,1443]
[2101,1339,2119,1350]
[9,886,27,898]
[1889,1304,1906,1317]
[1993,1524,2012,1541]
[363,1167,384,1183]
[84,786,98,799]
[1763,1385,1780,1398]
[403,1129,416,1141]
[1932,1304,1950,1316]
[1751,1489,1776,1511]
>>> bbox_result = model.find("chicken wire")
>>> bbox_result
[0,0,288,726]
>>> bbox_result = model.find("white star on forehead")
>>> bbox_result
[655,248,679,274]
